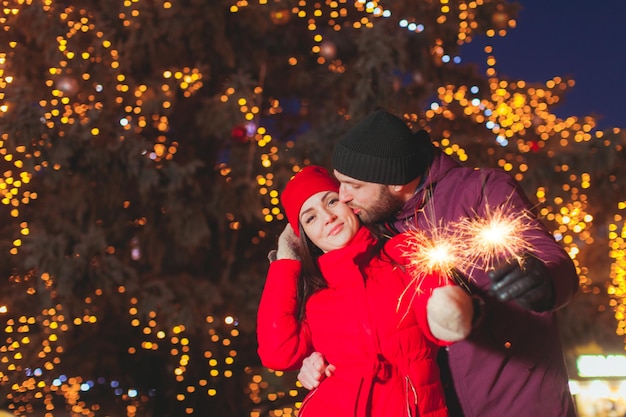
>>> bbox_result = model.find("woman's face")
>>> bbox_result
[299,190,360,253]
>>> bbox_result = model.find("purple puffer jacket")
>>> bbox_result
[387,150,579,417]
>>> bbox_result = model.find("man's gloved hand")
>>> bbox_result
[488,254,554,312]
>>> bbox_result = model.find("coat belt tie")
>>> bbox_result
[375,354,393,381]
[354,355,396,417]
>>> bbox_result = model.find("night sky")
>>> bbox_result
[460,0,626,130]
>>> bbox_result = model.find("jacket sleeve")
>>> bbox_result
[478,170,580,310]
[256,259,314,371]
[409,272,457,347]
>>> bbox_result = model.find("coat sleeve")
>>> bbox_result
[256,259,314,371]
[409,272,457,347]
[478,170,580,310]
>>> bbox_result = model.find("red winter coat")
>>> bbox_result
[387,150,579,417]
[257,227,451,417]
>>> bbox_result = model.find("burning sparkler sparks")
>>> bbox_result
[402,226,461,279]
[396,202,542,320]
[399,201,542,297]
[396,223,464,317]
[454,203,540,274]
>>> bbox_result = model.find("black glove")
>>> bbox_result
[488,255,554,312]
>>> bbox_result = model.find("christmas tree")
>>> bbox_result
[0,1,624,416]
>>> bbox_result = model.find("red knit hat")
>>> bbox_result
[281,166,340,236]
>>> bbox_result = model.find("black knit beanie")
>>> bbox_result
[332,110,435,185]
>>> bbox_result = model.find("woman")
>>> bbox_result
[257,166,473,417]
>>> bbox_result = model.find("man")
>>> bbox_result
[297,110,579,417]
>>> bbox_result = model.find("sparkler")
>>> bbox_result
[398,201,541,304]
[405,224,462,278]
[396,223,465,319]
[453,203,541,275]
[396,197,544,324]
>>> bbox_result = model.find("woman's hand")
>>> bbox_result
[276,224,300,260]
[297,352,336,390]
[427,285,474,342]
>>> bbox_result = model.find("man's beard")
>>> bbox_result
[355,189,404,225]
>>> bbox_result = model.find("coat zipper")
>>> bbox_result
[298,387,318,417]
[405,375,418,417]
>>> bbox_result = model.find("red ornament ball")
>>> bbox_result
[231,125,248,143]
[530,140,540,152]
